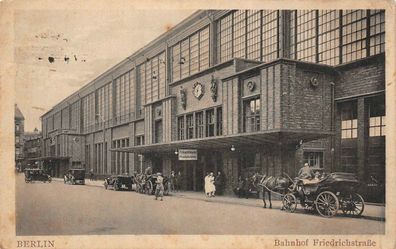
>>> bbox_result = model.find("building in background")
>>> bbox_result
[22,128,42,170]
[40,10,385,201]
[15,104,25,171]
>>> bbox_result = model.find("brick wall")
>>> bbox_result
[282,63,334,131]
[335,55,385,99]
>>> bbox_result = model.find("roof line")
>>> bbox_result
[42,10,205,118]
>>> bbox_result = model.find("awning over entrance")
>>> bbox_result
[111,129,334,153]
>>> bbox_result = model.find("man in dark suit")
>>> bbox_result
[214,171,225,195]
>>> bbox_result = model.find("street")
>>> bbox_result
[16,174,384,235]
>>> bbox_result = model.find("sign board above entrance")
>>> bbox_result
[178,149,198,161]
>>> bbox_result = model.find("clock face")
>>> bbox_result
[193,82,204,100]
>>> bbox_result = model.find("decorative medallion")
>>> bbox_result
[210,75,218,102]
[180,87,187,110]
[310,77,319,88]
[247,81,256,92]
[193,82,205,100]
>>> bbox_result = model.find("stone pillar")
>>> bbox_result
[357,98,368,180]
[279,10,292,59]
[222,151,239,195]
[192,161,197,191]
[209,16,217,66]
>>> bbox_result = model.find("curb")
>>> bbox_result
[54,178,385,221]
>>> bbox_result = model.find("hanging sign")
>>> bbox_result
[178,149,198,161]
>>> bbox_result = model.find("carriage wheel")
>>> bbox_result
[145,181,153,195]
[341,193,365,217]
[136,183,142,193]
[282,193,297,213]
[315,191,339,218]
[114,182,119,191]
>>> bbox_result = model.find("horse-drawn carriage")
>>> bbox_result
[134,173,170,195]
[282,172,365,218]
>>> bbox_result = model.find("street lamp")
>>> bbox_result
[96,114,106,176]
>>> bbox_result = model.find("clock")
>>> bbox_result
[192,82,204,100]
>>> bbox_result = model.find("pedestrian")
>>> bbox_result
[154,172,164,201]
[206,172,216,197]
[176,171,182,191]
[241,176,250,199]
[89,168,94,181]
[214,171,224,196]
[204,172,210,197]
[234,176,244,198]
[170,171,176,192]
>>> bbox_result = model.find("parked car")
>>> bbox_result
[24,168,51,183]
[64,168,86,185]
[104,175,133,191]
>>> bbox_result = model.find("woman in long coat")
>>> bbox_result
[208,172,216,197]
[204,172,210,197]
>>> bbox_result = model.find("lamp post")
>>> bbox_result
[96,114,106,176]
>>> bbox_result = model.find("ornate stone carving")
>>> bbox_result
[180,87,187,110]
[210,75,218,102]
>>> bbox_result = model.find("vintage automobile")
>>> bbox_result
[64,168,86,185]
[24,168,52,183]
[282,171,365,218]
[104,175,133,191]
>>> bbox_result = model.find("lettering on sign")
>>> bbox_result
[178,149,198,161]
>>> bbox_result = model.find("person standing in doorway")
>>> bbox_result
[214,171,224,195]
[89,168,94,181]
[176,171,183,191]
[170,171,176,192]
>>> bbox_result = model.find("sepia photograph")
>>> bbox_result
[1,0,395,248]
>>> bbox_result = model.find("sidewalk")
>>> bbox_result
[55,178,385,221]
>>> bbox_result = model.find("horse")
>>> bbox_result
[251,173,293,209]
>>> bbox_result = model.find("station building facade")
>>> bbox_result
[41,10,385,194]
